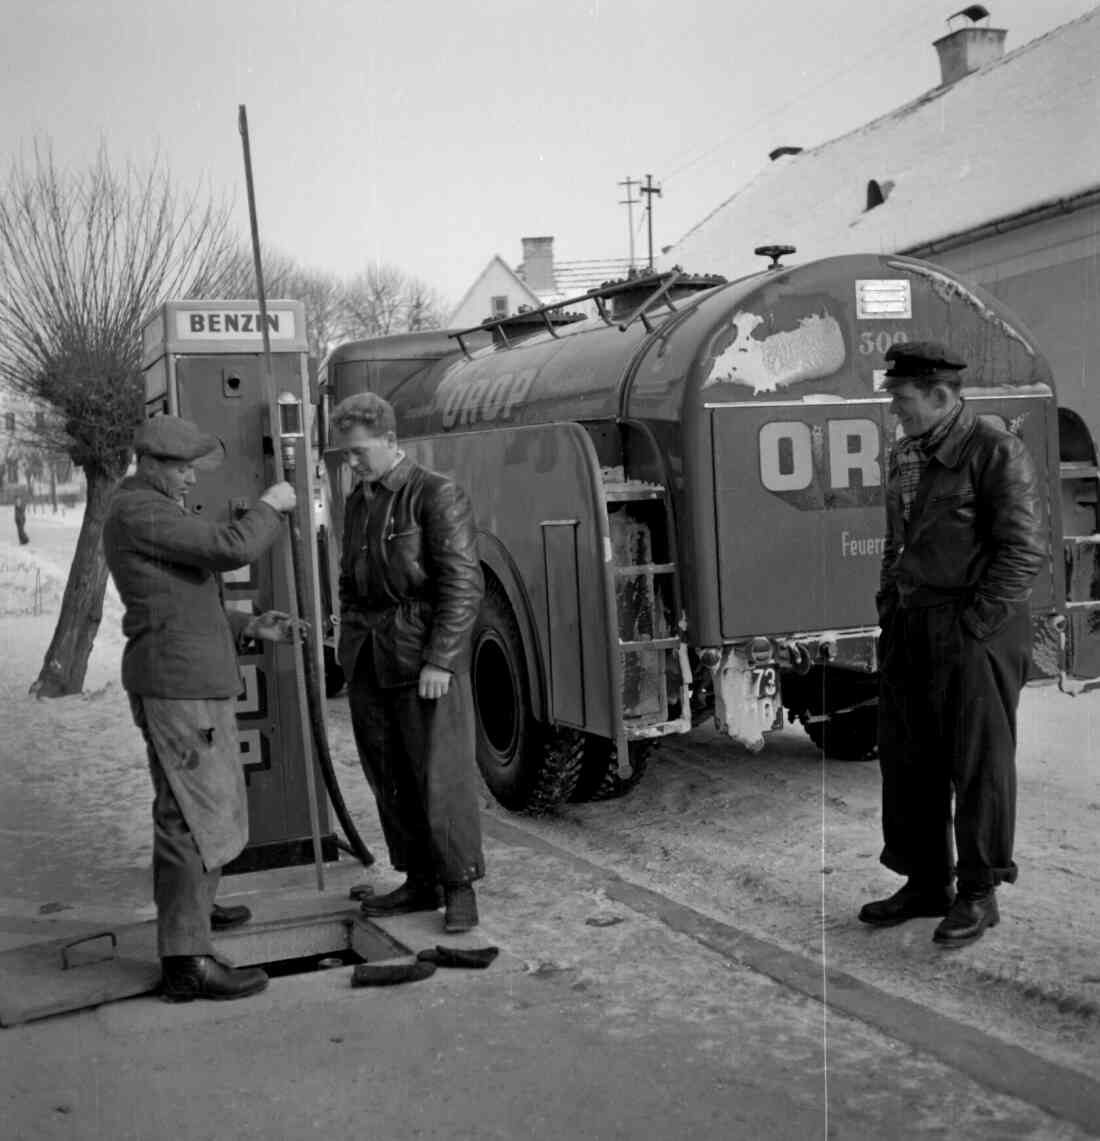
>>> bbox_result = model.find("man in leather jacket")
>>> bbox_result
[332,392,485,933]
[858,342,1047,944]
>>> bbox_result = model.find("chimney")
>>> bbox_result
[519,236,556,294]
[933,6,1006,86]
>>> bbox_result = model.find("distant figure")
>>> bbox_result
[13,496,29,545]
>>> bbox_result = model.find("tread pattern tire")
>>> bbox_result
[472,577,585,813]
[323,646,346,698]
[803,710,878,761]
[797,665,879,762]
[570,739,654,802]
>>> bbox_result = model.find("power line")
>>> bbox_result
[639,174,662,270]
[618,176,639,269]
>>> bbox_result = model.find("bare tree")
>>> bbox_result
[341,263,445,340]
[0,143,242,697]
[281,266,344,361]
[215,247,345,363]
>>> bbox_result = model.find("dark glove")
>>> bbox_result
[350,960,437,987]
[417,946,500,970]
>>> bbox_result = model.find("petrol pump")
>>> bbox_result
[139,299,338,873]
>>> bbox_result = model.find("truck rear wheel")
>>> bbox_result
[472,579,585,813]
[570,739,653,802]
[804,709,878,761]
[799,667,878,761]
[323,646,346,698]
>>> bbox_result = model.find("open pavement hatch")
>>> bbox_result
[0,895,412,1027]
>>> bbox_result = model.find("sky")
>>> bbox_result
[2,0,1096,313]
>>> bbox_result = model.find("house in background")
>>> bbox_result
[449,236,635,327]
[661,6,1100,508]
[447,253,544,329]
[0,386,81,506]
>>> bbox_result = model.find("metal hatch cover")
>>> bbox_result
[0,924,161,1028]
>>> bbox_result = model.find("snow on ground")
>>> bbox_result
[2,508,1099,1085]
[0,510,141,906]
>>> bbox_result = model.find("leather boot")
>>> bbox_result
[933,886,998,944]
[161,956,269,1003]
[210,903,252,932]
[443,884,479,933]
[360,878,443,917]
[858,879,954,927]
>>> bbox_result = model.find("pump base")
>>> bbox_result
[224,835,340,876]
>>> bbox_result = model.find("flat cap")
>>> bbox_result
[882,340,967,385]
[133,416,224,466]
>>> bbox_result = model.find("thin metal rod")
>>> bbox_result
[238,104,325,894]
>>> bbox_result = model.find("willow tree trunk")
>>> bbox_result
[30,465,120,698]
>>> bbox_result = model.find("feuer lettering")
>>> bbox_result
[841,531,886,558]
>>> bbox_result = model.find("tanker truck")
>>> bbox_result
[317,250,1074,813]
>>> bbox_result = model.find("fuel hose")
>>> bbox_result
[287,503,375,869]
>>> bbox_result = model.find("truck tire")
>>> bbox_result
[796,666,878,761]
[323,646,346,698]
[570,739,654,802]
[803,709,878,761]
[472,580,585,813]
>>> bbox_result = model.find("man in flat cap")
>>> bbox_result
[104,415,299,1001]
[860,341,1047,943]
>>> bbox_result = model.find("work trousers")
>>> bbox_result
[877,600,1030,889]
[132,702,219,958]
[348,651,484,886]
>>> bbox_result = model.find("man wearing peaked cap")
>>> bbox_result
[882,340,968,379]
[132,415,226,467]
[859,340,1048,945]
[103,415,300,1002]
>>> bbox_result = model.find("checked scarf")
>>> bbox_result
[891,400,964,523]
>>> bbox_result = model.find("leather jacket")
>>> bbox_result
[338,455,484,686]
[878,402,1048,640]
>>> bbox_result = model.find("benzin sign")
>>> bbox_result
[175,309,297,340]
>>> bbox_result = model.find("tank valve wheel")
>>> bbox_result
[754,244,796,269]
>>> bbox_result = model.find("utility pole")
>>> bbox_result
[640,173,662,271]
[618,176,639,269]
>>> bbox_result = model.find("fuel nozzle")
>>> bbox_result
[277,390,303,474]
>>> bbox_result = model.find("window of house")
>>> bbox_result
[4,412,13,433]
[490,295,509,318]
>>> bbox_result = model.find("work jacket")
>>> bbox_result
[103,474,283,698]
[878,402,1048,640]
[338,455,483,687]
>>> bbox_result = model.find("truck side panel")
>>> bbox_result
[710,392,1058,638]
[402,422,619,740]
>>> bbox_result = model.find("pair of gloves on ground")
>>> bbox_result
[351,945,499,987]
